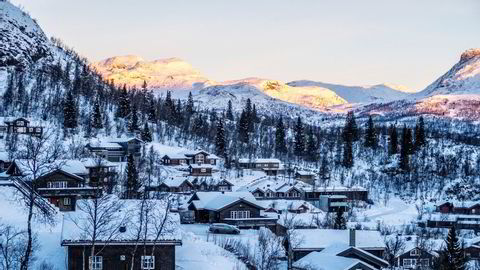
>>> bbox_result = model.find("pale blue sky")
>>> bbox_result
[10,0,480,90]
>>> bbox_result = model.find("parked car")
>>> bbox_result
[179,210,195,224]
[208,223,240,234]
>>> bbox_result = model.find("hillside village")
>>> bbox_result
[1,0,480,269]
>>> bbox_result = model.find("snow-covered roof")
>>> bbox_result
[293,244,377,270]
[306,185,367,192]
[0,151,9,161]
[241,178,311,193]
[87,140,123,149]
[80,158,117,168]
[238,158,281,163]
[190,191,263,211]
[163,153,189,159]
[293,229,385,250]
[296,170,316,176]
[62,198,181,244]
[12,159,88,178]
[109,137,143,143]
[161,177,190,187]
[190,164,214,169]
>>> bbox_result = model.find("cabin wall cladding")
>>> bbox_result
[218,202,261,220]
[67,245,175,270]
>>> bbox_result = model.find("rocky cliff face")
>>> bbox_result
[0,1,52,68]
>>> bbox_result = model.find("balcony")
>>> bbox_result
[37,187,102,197]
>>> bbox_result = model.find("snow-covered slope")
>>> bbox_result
[417,48,480,97]
[0,0,51,68]
[287,80,412,104]
[92,55,213,91]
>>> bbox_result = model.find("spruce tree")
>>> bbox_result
[318,156,330,182]
[164,91,175,124]
[252,104,259,123]
[125,154,140,199]
[275,116,287,154]
[342,111,358,142]
[226,100,234,121]
[186,92,194,116]
[294,116,305,157]
[245,98,254,132]
[116,84,130,118]
[305,128,318,162]
[388,124,398,155]
[364,116,377,148]
[342,139,354,168]
[141,122,152,142]
[333,208,347,229]
[436,227,466,270]
[63,91,77,129]
[128,103,139,132]
[91,98,103,129]
[148,98,156,121]
[414,116,426,151]
[238,110,249,143]
[215,118,226,158]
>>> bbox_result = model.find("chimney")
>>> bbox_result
[349,229,356,247]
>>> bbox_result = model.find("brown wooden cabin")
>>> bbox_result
[0,117,43,138]
[189,164,213,176]
[62,240,181,270]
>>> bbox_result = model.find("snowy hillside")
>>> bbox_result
[0,0,51,68]
[92,55,213,92]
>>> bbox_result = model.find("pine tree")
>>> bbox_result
[91,98,103,129]
[318,156,330,182]
[275,117,287,154]
[294,116,305,157]
[215,118,226,158]
[125,154,140,199]
[252,104,259,123]
[164,91,175,124]
[63,91,77,129]
[333,208,347,229]
[238,110,249,143]
[116,84,130,118]
[226,100,234,121]
[364,116,377,148]
[186,92,194,116]
[305,128,318,162]
[141,122,152,142]
[414,116,426,151]
[388,124,398,155]
[16,75,25,108]
[342,111,358,142]
[436,227,466,270]
[128,103,139,132]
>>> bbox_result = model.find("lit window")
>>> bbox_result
[89,256,103,270]
[200,168,207,173]
[64,198,71,206]
[141,256,155,269]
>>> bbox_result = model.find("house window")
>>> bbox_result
[403,259,416,268]
[64,198,71,206]
[200,168,207,173]
[141,256,155,269]
[29,127,34,132]
[195,155,204,164]
[420,259,429,266]
[47,181,68,189]
[410,249,420,256]
[219,186,229,191]
[36,127,41,132]
[16,127,26,133]
[16,121,25,126]
[89,256,103,270]
[180,159,186,165]
[210,159,215,165]
[231,210,250,219]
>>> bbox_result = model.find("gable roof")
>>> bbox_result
[293,229,385,251]
[293,249,376,270]
[9,159,88,179]
[189,191,264,211]
[80,158,117,168]
[238,158,281,164]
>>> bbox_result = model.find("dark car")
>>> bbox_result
[208,223,240,234]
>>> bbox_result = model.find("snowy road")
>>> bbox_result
[362,197,418,226]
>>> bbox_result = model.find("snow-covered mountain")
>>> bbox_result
[287,80,412,104]
[416,48,480,98]
[92,56,213,91]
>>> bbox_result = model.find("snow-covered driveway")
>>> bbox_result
[362,197,418,226]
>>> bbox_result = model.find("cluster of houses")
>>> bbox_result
[421,201,480,231]
[0,117,43,138]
